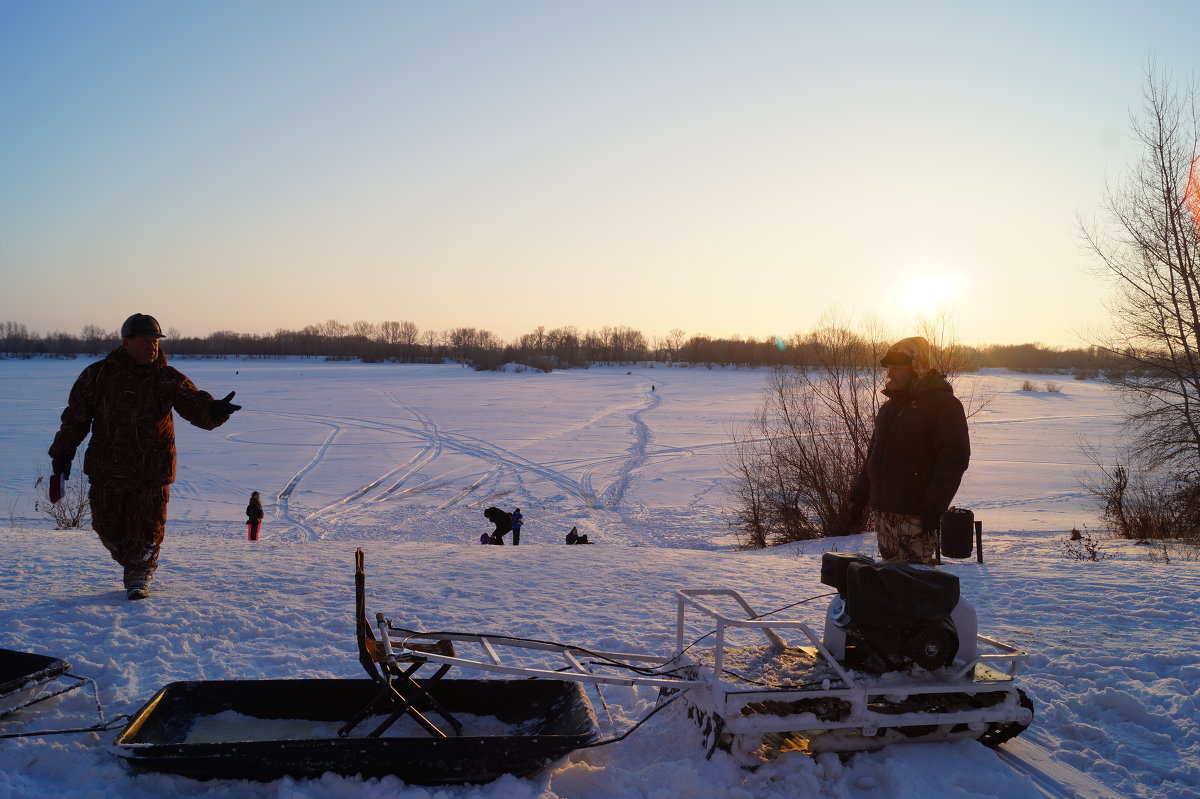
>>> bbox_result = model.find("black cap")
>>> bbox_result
[120,313,164,339]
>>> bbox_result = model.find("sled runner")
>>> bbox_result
[0,648,124,738]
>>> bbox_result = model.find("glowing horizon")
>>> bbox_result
[2,2,1197,350]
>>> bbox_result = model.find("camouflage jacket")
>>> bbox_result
[49,347,226,486]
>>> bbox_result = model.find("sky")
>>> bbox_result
[2,1,1198,348]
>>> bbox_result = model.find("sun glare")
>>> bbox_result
[898,275,964,315]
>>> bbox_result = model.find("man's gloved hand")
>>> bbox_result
[920,509,942,533]
[52,456,72,480]
[210,391,242,424]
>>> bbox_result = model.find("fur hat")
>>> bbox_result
[880,336,932,375]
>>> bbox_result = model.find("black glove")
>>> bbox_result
[920,510,942,534]
[51,456,72,479]
[210,391,242,423]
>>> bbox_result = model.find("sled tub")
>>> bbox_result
[113,677,599,784]
[0,648,89,719]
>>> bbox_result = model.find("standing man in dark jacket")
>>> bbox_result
[48,313,241,599]
[850,336,969,565]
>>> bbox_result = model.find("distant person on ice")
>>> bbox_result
[246,491,264,541]
[849,336,969,565]
[483,506,512,544]
[48,313,242,600]
[565,526,591,544]
[511,507,523,545]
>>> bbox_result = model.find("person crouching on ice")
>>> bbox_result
[483,506,512,544]
[48,313,242,600]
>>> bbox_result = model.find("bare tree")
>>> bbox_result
[397,321,419,352]
[379,320,403,346]
[606,326,647,362]
[546,326,582,367]
[81,324,113,354]
[447,327,477,362]
[1082,67,1200,476]
[726,319,887,545]
[422,329,441,358]
[33,464,91,530]
[726,314,985,548]
[320,319,349,340]
[916,314,996,419]
[664,328,686,362]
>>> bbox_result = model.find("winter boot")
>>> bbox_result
[124,569,153,601]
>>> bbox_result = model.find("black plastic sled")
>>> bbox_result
[0,648,122,738]
[114,677,599,784]
[1,649,75,717]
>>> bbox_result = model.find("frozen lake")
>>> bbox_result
[4,357,1119,546]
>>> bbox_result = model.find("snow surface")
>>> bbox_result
[1,359,1197,799]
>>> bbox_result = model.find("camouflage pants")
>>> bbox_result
[89,483,170,588]
[876,511,936,565]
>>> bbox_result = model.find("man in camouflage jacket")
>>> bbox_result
[48,314,241,599]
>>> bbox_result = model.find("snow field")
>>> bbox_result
[1,358,1195,798]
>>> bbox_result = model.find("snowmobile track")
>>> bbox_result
[995,738,1125,799]
[275,420,338,539]
[597,385,659,509]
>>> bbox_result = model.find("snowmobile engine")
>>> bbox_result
[820,552,977,672]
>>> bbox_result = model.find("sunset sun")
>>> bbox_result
[898,274,965,315]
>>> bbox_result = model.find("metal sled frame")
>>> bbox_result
[360,555,1032,756]
[671,589,1033,756]
[0,649,125,739]
[351,550,701,743]
[342,548,466,739]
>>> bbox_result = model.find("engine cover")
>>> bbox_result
[821,555,977,671]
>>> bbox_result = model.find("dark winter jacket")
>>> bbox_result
[851,370,970,519]
[483,507,513,537]
[247,496,264,523]
[49,347,226,487]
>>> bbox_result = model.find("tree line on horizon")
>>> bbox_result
[1,317,1119,373]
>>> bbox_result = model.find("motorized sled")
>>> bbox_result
[114,548,1035,782]
[665,553,1033,759]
